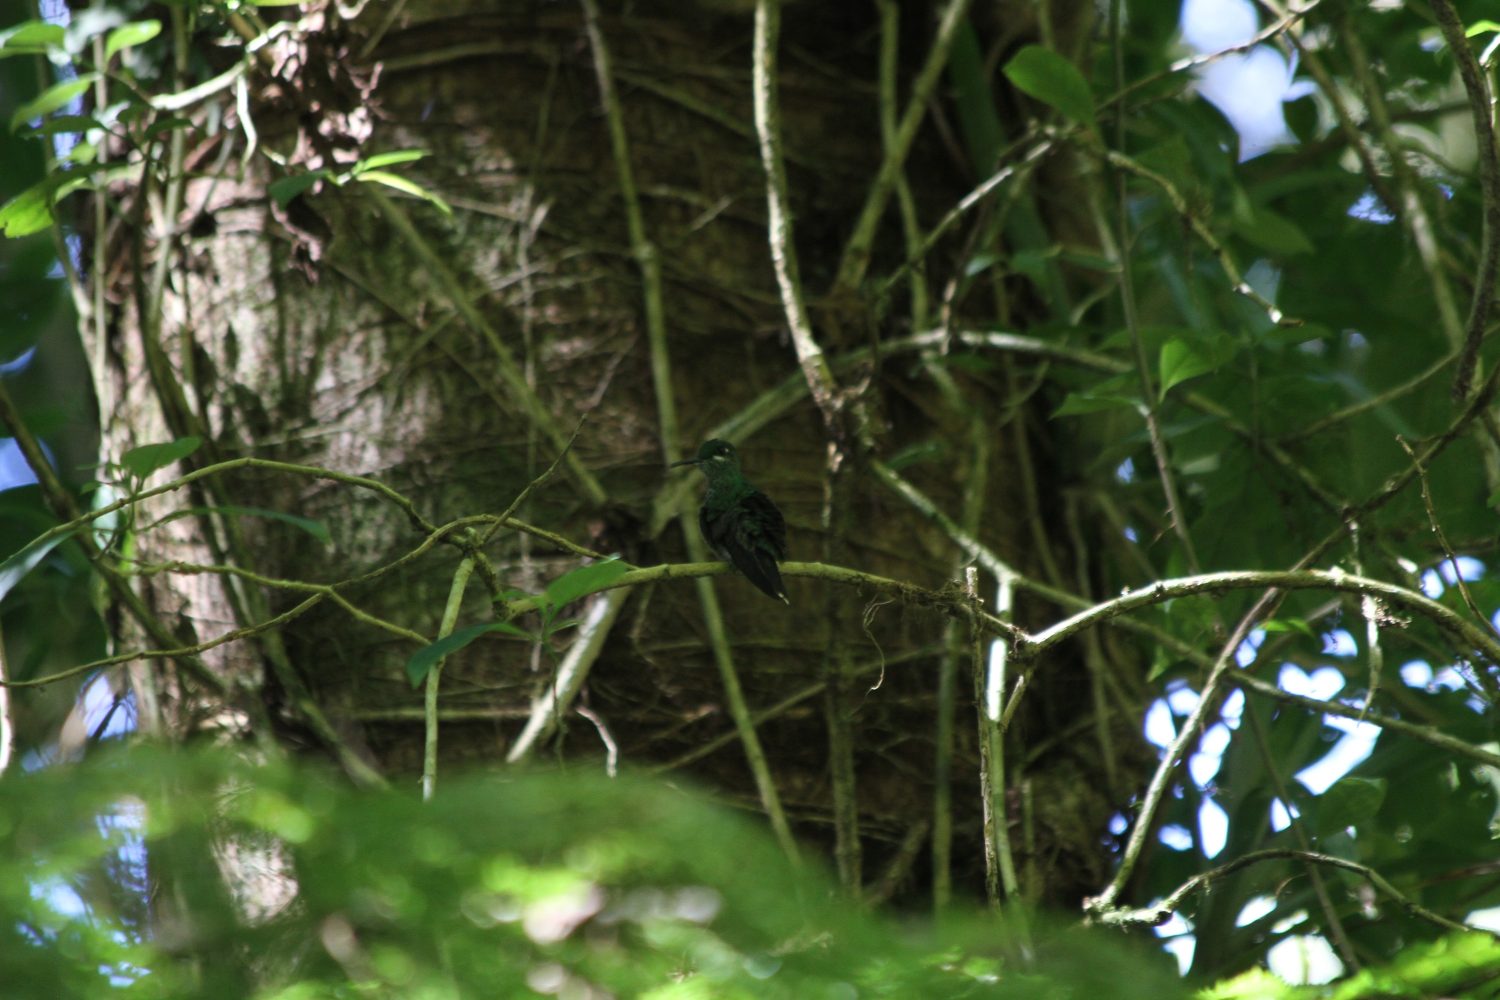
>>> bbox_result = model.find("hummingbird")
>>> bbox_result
[672,439,789,603]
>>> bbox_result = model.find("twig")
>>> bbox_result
[423,556,475,800]
[1026,568,1500,667]
[575,703,619,777]
[1232,671,1500,771]
[1432,0,1500,399]
[1101,147,1292,326]
[831,0,975,295]
[1398,438,1492,632]
[1106,0,1201,575]
[1091,848,1481,937]
[505,589,629,763]
[1099,2,1317,114]
[751,0,836,416]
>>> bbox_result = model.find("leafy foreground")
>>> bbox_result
[0,745,1184,999]
[3,746,1496,999]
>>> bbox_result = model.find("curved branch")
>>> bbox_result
[1027,568,1500,667]
[1092,848,1478,937]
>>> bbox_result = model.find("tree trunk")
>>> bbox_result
[94,0,1139,908]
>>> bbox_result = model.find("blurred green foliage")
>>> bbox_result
[0,746,1188,999]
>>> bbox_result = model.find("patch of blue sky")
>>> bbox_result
[1400,660,1469,692]
[1199,798,1228,858]
[1438,556,1484,584]
[1322,629,1357,657]
[1180,0,1316,160]
[1160,824,1195,851]
[1236,629,1265,666]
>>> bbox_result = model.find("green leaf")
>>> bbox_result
[1261,617,1316,639]
[10,74,98,133]
[1315,776,1387,835]
[405,621,530,687]
[1051,372,1140,417]
[104,20,162,62]
[0,182,56,237]
[353,170,453,217]
[0,21,65,56]
[19,114,103,137]
[1159,337,1218,396]
[119,436,202,478]
[541,556,632,612]
[1003,45,1096,130]
[351,149,427,173]
[142,117,195,141]
[268,170,332,206]
[0,526,79,604]
[1467,19,1500,37]
[1052,391,1138,417]
[1232,202,1314,256]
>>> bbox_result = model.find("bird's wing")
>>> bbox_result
[701,492,788,602]
[737,489,787,560]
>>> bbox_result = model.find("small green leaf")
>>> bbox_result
[120,436,202,478]
[0,527,79,604]
[354,170,453,216]
[541,557,631,612]
[1232,202,1314,256]
[143,117,195,141]
[10,74,98,133]
[406,622,530,687]
[20,114,103,137]
[351,149,427,173]
[1315,776,1386,835]
[1051,372,1140,417]
[268,170,333,206]
[0,21,65,56]
[104,20,161,62]
[0,182,56,237]
[1003,46,1096,130]
[964,251,1003,277]
[1051,391,1137,417]
[885,440,946,472]
[1261,617,1316,639]
[1159,338,1218,396]
[1467,19,1500,36]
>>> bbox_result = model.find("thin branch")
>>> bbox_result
[1398,438,1493,631]
[1101,146,1292,325]
[1099,2,1317,114]
[1091,848,1480,937]
[1432,0,1500,399]
[505,589,629,763]
[1233,671,1500,771]
[423,556,475,800]
[751,0,836,416]
[1026,568,1500,667]
[1106,0,1201,575]
[831,0,975,295]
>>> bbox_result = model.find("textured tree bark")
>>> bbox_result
[92,1,1138,907]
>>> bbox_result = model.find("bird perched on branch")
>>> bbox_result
[672,439,789,604]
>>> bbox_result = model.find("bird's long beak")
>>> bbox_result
[669,457,700,469]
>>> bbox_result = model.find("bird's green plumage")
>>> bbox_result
[673,439,789,603]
